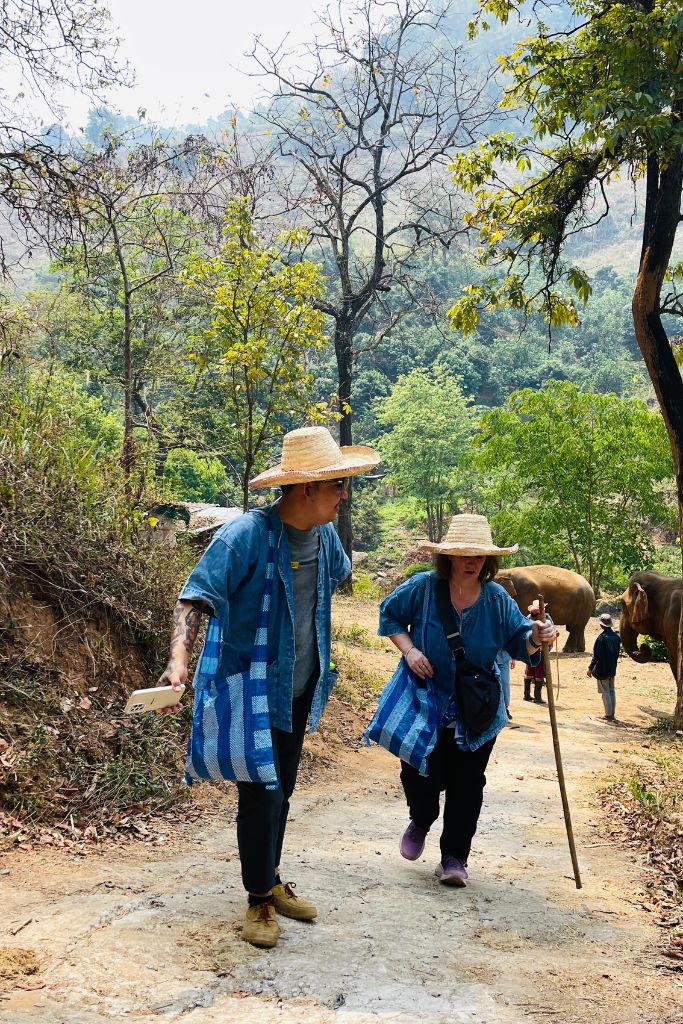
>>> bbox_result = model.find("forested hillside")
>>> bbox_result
[2,0,682,597]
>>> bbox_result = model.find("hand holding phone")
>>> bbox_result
[153,658,188,714]
[124,684,186,715]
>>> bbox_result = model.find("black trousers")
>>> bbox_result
[400,729,496,863]
[235,685,314,894]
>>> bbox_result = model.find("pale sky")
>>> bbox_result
[56,0,327,129]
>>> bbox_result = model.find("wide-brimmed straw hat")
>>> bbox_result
[249,426,380,489]
[422,514,519,556]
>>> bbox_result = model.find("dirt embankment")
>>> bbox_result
[0,585,189,832]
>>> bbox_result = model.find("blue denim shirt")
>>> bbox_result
[180,503,350,732]
[378,571,540,751]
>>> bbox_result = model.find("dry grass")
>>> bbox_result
[601,728,683,970]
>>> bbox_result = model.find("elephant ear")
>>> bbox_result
[497,575,516,598]
[631,582,649,626]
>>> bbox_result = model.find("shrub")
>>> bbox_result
[164,449,235,504]
[403,561,432,578]
[352,486,382,551]
[0,368,194,824]
[638,635,669,663]
[350,571,382,600]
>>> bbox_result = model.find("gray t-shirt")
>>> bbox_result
[284,522,320,697]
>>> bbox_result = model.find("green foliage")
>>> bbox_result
[0,365,193,823]
[163,450,234,504]
[628,776,662,816]
[350,571,382,600]
[182,199,330,507]
[377,496,425,534]
[650,543,683,578]
[352,486,382,552]
[449,0,683,328]
[638,635,669,664]
[377,366,475,541]
[646,716,677,736]
[0,364,190,645]
[474,380,675,594]
[403,562,433,578]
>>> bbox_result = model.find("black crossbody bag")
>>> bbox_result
[434,579,501,737]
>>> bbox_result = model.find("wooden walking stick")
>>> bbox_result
[538,594,582,889]
[553,636,561,697]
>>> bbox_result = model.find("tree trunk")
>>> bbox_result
[335,320,354,586]
[111,216,135,483]
[153,437,170,481]
[121,287,135,482]
[241,455,253,513]
[631,151,683,727]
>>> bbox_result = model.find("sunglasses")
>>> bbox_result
[325,478,349,494]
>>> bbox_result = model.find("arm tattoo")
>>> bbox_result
[171,602,205,653]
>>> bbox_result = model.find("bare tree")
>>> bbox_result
[0,1,129,273]
[251,0,492,559]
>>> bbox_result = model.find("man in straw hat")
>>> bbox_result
[366,513,555,887]
[158,426,379,947]
[587,612,621,721]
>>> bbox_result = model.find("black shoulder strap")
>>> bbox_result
[434,578,466,662]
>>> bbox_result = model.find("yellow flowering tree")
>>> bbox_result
[183,200,329,509]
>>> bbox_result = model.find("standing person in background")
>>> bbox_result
[157,426,379,948]
[523,601,554,704]
[587,612,621,722]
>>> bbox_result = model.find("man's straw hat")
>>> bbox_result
[422,514,519,556]
[249,426,380,489]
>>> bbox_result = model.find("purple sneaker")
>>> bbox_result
[435,855,468,887]
[400,820,428,860]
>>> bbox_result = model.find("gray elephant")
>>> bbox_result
[497,565,595,653]
[620,571,683,726]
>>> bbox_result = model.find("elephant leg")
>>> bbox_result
[563,625,585,654]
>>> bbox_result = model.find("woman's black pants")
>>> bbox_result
[400,729,496,863]
[235,686,313,894]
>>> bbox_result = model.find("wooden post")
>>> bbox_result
[538,594,582,889]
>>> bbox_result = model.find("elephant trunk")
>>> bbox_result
[619,615,653,663]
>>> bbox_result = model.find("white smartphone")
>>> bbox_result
[124,684,186,715]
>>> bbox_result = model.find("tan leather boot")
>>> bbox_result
[242,900,281,947]
[272,881,317,921]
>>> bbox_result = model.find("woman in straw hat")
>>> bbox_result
[366,513,555,887]
[157,426,378,947]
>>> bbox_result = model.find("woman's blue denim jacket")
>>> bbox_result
[179,503,350,733]
[378,571,540,752]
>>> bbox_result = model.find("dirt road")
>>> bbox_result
[1,615,682,1023]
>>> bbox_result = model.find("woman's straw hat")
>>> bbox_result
[249,426,380,489]
[423,514,519,556]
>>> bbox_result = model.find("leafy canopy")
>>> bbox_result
[183,200,329,506]
[474,380,675,593]
[448,0,683,330]
[376,365,474,541]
